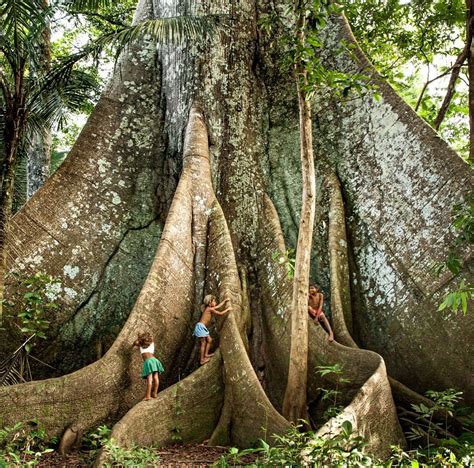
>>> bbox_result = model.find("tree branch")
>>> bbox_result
[433,46,469,130]
[70,10,129,28]
[415,64,459,112]
[0,69,12,103]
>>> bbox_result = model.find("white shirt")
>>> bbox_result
[140,342,155,354]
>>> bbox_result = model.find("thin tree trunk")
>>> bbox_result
[27,0,51,199]
[433,47,468,130]
[282,64,316,423]
[0,138,19,324]
[466,0,474,163]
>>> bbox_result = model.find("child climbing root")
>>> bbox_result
[133,332,165,400]
[193,294,232,365]
[308,285,334,342]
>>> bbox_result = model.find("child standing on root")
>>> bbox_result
[308,285,334,342]
[193,294,232,365]
[133,332,165,401]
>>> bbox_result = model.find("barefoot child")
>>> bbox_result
[194,294,232,365]
[133,332,165,401]
[308,285,334,342]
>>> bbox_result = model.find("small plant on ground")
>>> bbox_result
[0,421,55,467]
[397,388,474,466]
[83,424,112,454]
[0,272,61,385]
[85,424,160,466]
[216,418,474,467]
[102,438,160,466]
[316,363,351,420]
[214,420,371,466]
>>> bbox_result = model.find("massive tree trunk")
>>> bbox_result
[0,0,472,462]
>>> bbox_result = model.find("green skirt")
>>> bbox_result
[141,357,165,378]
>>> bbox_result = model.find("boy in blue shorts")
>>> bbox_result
[194,294,231,364]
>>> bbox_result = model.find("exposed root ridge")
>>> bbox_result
[94,356,224,466]
[0,109,212,437]
[207,202,290,447]
[256,190,404,457]
[326,170,459,427]
[97,108,288,463]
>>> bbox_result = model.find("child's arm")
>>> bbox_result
[213,298,230,310]
[212,307,232,316]
[316,293,324,314]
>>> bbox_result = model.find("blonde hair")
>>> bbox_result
[201,294,216,312]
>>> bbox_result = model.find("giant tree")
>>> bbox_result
[0,0,473,462]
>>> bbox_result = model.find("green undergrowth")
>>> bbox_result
[215,421,474,467]
[0,423,160,467]
[0,421,56,467]
[1,385,473,467]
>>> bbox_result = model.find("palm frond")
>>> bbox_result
[0,344,28,386]
[26,68,99,134]
[111,15,219,51]
[62,0,114,12]
[0,0,53,77]
[0,0,48,44]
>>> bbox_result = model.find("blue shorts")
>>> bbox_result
[193,322,210,338]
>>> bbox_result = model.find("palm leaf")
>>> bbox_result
[62,0,115,12]
[26,68,99,136]
[0,0,52,76]
[0,344,28,386]
[111,15,218,49]
[0,0,48,43]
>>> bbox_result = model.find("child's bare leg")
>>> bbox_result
[205,336,214,358]
[320,314,334,342]
[152,372,159,398]
[199,338,209,364]
[144,374,153,400]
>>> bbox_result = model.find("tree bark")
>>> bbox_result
[0,115,22,324]
[26,0,52,200]
[433,47,468,130]
[282,84,315,424]
[282,3,317,425]
[466,0,474,163]
[0,0,472,462]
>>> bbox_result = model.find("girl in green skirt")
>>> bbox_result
[133,332,165,400]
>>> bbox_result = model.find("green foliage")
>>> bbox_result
[438,281,474,316]
[259,0,374,101]
[84,424,160,465]
[435,193,474,315]
[216,418,474,467]
[102,438,160,466]
[317,363,351,420]
[0,421,55,467]
[4,272,60,351]
[272,248,296,279]
[214,421,371,466]
[83,424,112,452]
[343,0,469,158]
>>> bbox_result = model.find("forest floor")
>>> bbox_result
[31,444,240,467]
